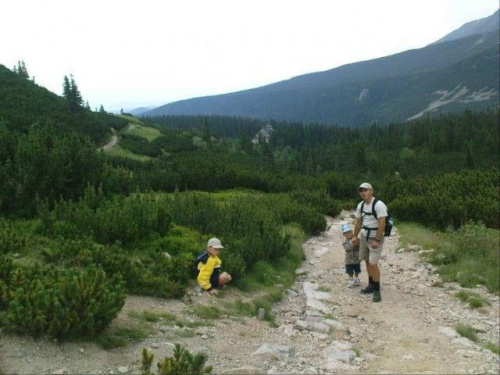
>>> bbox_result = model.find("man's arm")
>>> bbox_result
[353,217,361,238]
[375,216,386,241]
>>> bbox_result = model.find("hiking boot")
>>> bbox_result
[361,284,376,294]
[373,290,382,302]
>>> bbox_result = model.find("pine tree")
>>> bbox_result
[201,119,211,146]
[13,60,29,78]
[62,74,83,113]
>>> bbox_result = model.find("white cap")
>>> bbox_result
[358,182,373,190]
[207,237,224,249]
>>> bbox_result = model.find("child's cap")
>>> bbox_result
[207,237,224,249]
[341,224,353,233]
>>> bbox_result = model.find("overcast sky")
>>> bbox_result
[2,0,498,112]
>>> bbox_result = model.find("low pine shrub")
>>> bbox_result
[0,260,126,338]
[0,219,26,254]
[141,343,213,375]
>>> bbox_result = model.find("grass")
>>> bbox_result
[485,342,500,355]
[397,222,450,250]
[191,305,222,320]
[104,145,151,161]
[128,310,177,323]
[126,125,162,142]
[224,222,306,327]
[352,346,361,357]
[222,299,255,318]
[455,324,478,342]
[398,222,499,293]
[96,326,152,349]
[117,114,142,124]
[454,290,491,308]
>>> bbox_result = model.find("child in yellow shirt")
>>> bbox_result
[195,238,232,295]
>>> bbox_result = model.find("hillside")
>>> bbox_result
[0,64,127,143]
[142,11,499,126]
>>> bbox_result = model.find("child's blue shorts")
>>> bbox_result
[345,264,361,275]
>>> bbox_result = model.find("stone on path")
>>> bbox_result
[251,343,294,361]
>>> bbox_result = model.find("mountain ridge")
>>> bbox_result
[142,10,499,126]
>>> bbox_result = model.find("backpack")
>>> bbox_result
[360,198,393,237]
[192,251,209,279]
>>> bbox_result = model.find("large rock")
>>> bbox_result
[303,282,331,314]
[323,341,356,365]
[251,343,294,361]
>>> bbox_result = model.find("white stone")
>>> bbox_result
[252,343,294,360]
[438,326,460,338]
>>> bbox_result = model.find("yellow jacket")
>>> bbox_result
[196,251,221,291]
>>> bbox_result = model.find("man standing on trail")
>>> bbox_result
[351,182,387,302]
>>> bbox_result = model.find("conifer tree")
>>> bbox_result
[201,119,211,146]
[13,60,29,78]
[62,74,83,113]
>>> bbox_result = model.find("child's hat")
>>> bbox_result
[207,237,224,249]
[341,224,352,233]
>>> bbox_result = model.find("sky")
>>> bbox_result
[2,0,499,112]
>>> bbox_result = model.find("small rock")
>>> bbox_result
[257,308,266,320]
[52,369,69,375]
[150,343,159,348]
[118,366,129,374]
[220,366,265,374]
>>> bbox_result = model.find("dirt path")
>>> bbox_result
[100,135,118,151]
[1,212,498,374]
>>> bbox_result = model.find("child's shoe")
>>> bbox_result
[347,279,356,288]
[353,278,361,286]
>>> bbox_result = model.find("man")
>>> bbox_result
[351,182,387,302]
[195,237,232,296]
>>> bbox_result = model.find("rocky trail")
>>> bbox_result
[1,212,499,374]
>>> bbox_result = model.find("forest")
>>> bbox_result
[0,63,498,339]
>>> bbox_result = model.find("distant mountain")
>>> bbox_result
[433,9,499,44]
[142,10,499,126]
[127,106,156,116]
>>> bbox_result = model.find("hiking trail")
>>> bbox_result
[1,211,498,374]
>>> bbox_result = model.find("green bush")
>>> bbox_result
[141,343,213,375]
[0,219,26,254]
[384,169,499,230]
[44,238,188,299]
[0,260,126,338]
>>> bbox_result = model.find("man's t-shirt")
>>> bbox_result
[355,198,387,235]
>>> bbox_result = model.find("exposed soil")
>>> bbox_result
[1,212,498,374]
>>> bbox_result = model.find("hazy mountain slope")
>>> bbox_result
[142,11,499,126]
[433,9,499,44]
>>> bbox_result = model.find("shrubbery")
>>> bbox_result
[141,343,213,374]
[0,257,126,338]
[384,169,499,229]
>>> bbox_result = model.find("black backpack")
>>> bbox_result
[360,198,393,237]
